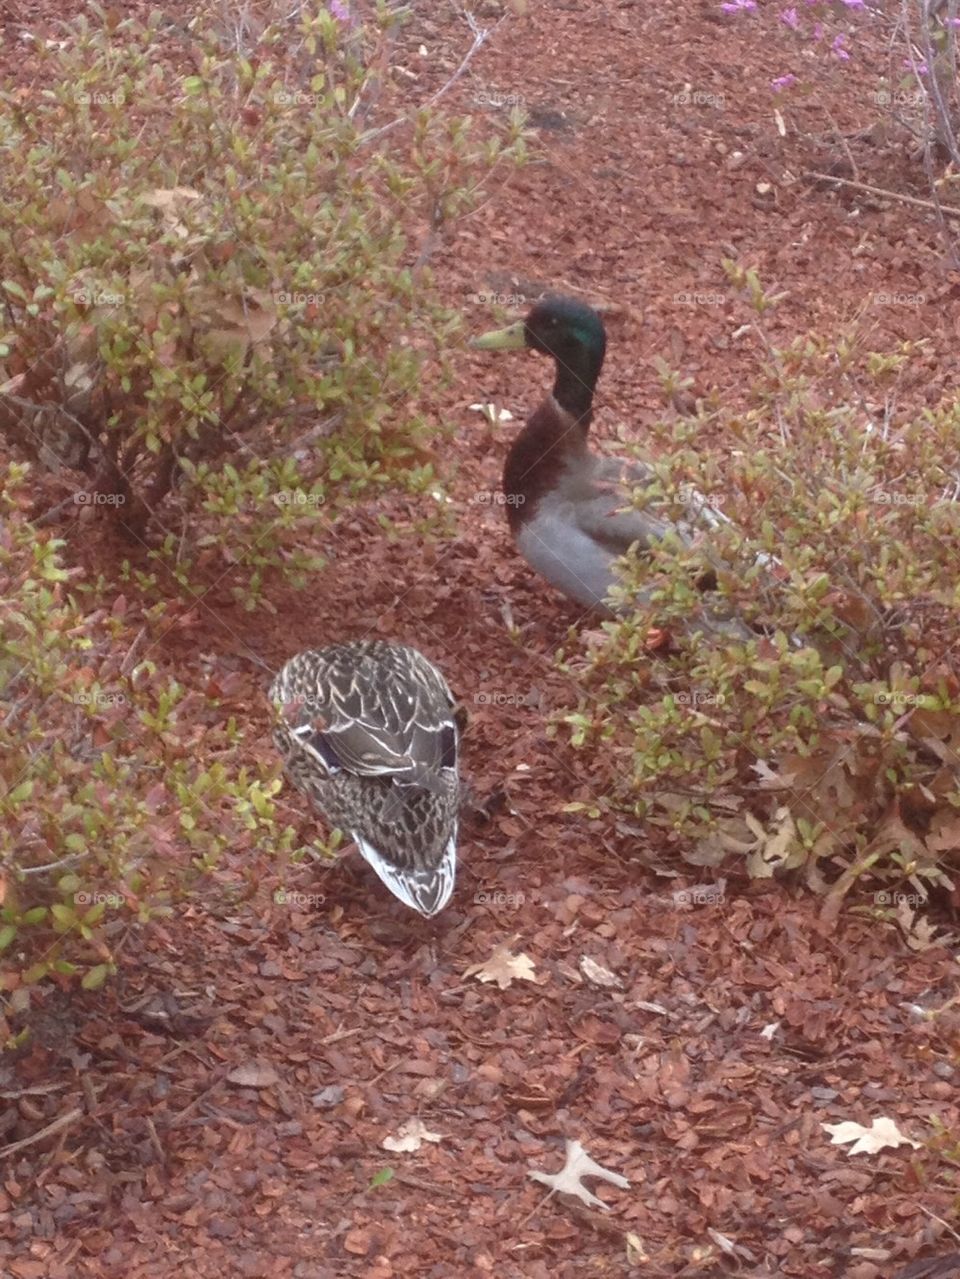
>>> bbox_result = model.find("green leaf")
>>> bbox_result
[369,1167,394,1189]
[83,902,107,926]
[51,903,76,929]
[81,964,112,990]
[0,924,17,951]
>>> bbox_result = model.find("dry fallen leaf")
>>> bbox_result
[579,956,622,989]
[745,806,801,879]
[625,1232,649,1264]
[895,897,942,952]
[139,186,202,238]
[707,1227,738,1256]
[468,401,514,424]
[382,1118,444,1153]
[140,185,201,211]
[528,1139,630,1211]
[227,1060,280,1089]
[465,937,538,990]
[822,1117,920,1156]
[343,1227,372,1256]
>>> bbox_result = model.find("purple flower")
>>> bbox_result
[721,0,756,12]
[903,56,929,75]
[812,21,824,40]
[329,0,350,19]
[772,73,799,92]
[841,0,865,8]
[781,7,800,30]
[832,32,851,60]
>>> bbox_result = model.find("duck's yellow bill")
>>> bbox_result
[470,321,527,351]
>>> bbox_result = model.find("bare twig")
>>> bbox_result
[320,1026,362,1046]
[169,1075,229,1127]
[120,625,149,677]
[15,854,86,878]
[0,1083,67,1100]
[32,493,84,528]
[394,1172,457,1196]
[359,13,503,147]
[0,1107,83,1160]
[822,105,859,182]
[145,1116,166,1164]
[918,1204,960,1244]
[804,169,960,217]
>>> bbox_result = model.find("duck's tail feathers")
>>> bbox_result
[352,829,457,918]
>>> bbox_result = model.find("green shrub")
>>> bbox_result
[0,3,523,602]
[0,464,294,1027]
[558,268,960,931]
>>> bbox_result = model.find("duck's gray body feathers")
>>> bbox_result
[519,447,754,637]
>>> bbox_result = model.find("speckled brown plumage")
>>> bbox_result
[269,641,459,917]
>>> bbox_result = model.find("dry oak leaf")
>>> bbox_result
[528,1139,630,1211]
[822,1117,920,1156]
[382,1118,444,1153]
[227,1059,280,1088]
[465,937,539,990]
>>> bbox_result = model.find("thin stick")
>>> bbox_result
[918,1203,960,1245]
[33,493,84,528]
[0,1083,66,1100]
[822,106,859,183]
[320,1026,362,1046]
[516,1187,556,1231]
[16,854,86,878]
[120,625,149,676]
[359,14,502,147]
[367,1059,402,1087]
[394,1172,457,1196]
[169,1076,227,1127]
[145,1116,166,1164]
[0,1107,83,1160]
[805,170,960,219]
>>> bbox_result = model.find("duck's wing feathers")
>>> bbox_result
[572,458,783,639]
[564,456,727,557]
[279,645,457,791]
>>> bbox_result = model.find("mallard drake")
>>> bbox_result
[270,641,460,917]
[471,295,762,638]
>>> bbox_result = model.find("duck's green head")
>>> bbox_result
[472,296,606,363]
[471,296,606,421]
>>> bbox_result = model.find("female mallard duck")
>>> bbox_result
[471,296,760,638]
[270,641,459,917]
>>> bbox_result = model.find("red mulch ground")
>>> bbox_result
[3,2,960,1277]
